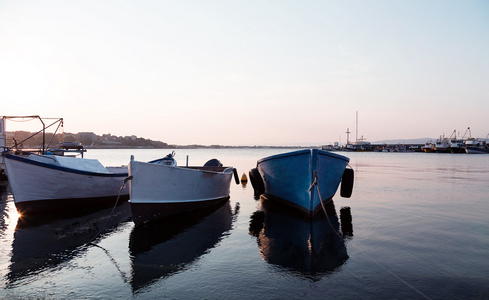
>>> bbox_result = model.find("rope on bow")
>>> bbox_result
[310,170,342,237]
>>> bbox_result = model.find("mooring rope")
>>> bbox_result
[309,170,342,237]
[84,175,133,284]
[311,164,431,299]
[90,242,129,283]
[85,175,132,246]
[359,251,433,300]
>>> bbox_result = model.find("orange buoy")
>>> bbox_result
[241,173,248,183]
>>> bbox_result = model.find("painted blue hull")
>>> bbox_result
[257,149,350,217]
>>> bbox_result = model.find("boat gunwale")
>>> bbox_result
[257,149,350,165]
[256,149,311,165]
[4,153,128,177]
[132,160,234,175]
[316,150,350,162]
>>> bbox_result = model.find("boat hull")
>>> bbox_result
[256,149,350,217]
[448,146,467,153]
[466,146,489,154]
[4,154,129,215]
[128,159,234,224]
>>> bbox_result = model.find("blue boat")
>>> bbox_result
[249,149,353,218]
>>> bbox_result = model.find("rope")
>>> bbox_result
[90,242,129,283]
[311,161,430,298]
[359,252,432,300]
[312,162,430,299]
[85,175,132,246]
[309,170,342,237]
[8,117,37,122]
[84,175,133,284]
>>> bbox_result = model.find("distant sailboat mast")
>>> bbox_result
[356,111,358,144]
[0,117,5,149]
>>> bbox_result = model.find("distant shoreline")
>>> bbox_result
[84,145,310,149]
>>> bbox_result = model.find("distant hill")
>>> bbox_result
[372,138,433,145]
[4,131,300,149]
[4,131,170,149]
[5,130,444,149]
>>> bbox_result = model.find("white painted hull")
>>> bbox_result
[128,159,234,224]
[4,154,129,214]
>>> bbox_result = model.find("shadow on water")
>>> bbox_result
[249,197,352,280]
[7,200,132,286]
[129,200,235,293]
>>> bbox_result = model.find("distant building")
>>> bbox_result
[78,132,97,143]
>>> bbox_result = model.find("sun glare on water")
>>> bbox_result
[6,195,20,230]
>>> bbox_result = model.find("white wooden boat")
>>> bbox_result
[3,153,129,215]
[128,153,239,225]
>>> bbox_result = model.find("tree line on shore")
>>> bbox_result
[4,131,296,149]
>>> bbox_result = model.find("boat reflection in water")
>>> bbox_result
[7,201,132,286]
[0,181,11,236]
[129,200,234,292]
[249,197,352,278]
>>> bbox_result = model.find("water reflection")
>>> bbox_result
[129,201,234,293]
[7,201,131,286]
[0,181,11,235]
[249,198,350,278]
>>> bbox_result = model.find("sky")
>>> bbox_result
[1,0,488,146]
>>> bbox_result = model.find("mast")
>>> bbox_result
[462,127,472,140]
[0,117,5,149]
[356,111,358,144]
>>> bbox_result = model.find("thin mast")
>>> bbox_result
[356,111,358,143]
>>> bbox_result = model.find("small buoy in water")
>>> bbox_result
[241,173,248,183]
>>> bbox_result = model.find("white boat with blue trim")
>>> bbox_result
[249,149,353,218]
[3,153,129,215]
[128,152,239,225]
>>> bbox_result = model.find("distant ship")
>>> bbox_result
[345,112,373,152]
[423,128,488,154]
[345,135,372,152]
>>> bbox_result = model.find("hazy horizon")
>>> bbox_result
[1,1,488,146]
[0,119,467,147]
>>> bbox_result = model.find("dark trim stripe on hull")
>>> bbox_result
[130,197,230,225]
[261,193,333,219]
[15,195,130,215]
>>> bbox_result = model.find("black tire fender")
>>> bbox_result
[233,168,240,185]
[340,168,354,198]
[248,168,265,195]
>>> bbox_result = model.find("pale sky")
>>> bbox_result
[1,0,488,146]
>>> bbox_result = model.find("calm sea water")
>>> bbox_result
[1,148,488,299]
